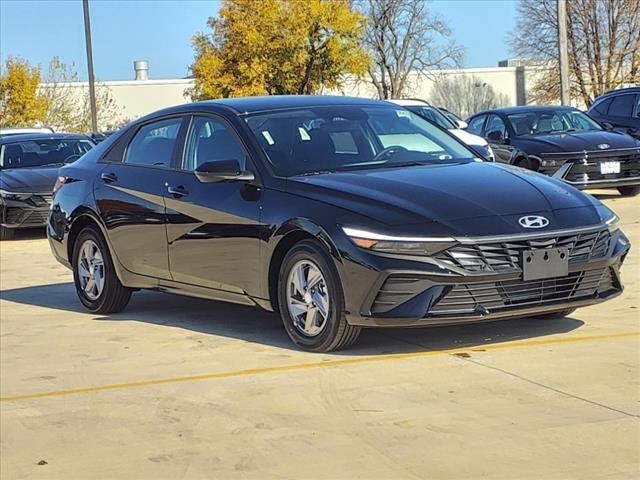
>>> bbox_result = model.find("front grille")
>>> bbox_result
[433,229,611,273]
[4,207,49,226]
[539,148,640,183]
[31,194,53,207]
[430,267,616,316]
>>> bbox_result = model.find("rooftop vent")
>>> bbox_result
[134,60,149,81]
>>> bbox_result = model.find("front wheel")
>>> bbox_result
[72,226,132,314]
[278,239,361,352]
[618,186,640,196]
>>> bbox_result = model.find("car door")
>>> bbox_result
[483,114,514,164]
[94,116,186,279]
[165,114,262,297]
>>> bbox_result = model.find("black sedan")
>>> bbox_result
[48,96,629,352]
[467,106,640,195]
[0,133,95,240]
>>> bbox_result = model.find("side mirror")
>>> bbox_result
[456,119,468,129]
[195,160,255,183]
[486,130,505,143]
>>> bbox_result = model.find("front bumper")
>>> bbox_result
[537,148,640,189]
[0,194,53,229]
[340,225,629,328]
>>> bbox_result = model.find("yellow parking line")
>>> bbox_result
[1,331,637,403]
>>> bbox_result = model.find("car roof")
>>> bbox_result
[471,105,579,116]
[594,87,639,100]
[150,95,393,117]
[0,133,92,144]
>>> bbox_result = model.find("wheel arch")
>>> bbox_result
[266,218,342,312]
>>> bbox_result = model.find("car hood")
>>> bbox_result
[450,129,487,147]
[287,162,605,236]
[516,129,639,154]
[0,166,60,193]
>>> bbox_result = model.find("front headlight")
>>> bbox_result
[595,204,619,232]
[342,227,456,256]
[0,190,32,201]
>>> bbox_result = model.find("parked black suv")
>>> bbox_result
[588,87,639,139]
[48,96,629,352]
[467,106,640,195]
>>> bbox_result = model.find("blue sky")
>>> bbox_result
[0,0,517,81]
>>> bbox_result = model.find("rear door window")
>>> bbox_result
[125,117,182,167]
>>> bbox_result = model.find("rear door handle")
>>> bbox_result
[167,185,188,198]
[101,172,118,183]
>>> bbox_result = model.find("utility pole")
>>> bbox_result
[83,0,98,132]
[557,0,570,105]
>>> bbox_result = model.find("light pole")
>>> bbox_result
[557,0,570,105]
[83,0,98,132]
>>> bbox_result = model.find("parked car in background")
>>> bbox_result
[438,107,467,128]
[390,99,494,160]
[467,105,640,195]
[587,87,640,139]
[0,133,95,240]
[0,127,54,136]
[48,96,628,352]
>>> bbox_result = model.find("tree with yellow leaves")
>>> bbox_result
[0,56,50,128]
[188,0,369,99]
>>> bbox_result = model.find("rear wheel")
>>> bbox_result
[278,239,361,352]
[0,226,15,241]
[72,226,132,313]
[617,186,640,196]
[533,308,576,320]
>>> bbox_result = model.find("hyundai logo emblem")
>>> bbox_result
[519,215,550,229]
[597,143,611,150]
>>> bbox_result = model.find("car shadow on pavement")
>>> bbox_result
[1,282,585,355]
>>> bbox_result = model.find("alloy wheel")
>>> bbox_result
[286,260,330,337]
[77,239,105,300]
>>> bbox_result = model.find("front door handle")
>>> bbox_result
[167,185,188,198]
[101,172,117,183]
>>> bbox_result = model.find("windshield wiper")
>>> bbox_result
[295,169,336,177]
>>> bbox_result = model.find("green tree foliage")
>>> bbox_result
[0,56,50,128]
[188,0,370,99]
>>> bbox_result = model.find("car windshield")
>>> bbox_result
[0,138,94,169]
[244,105,477,176]
[507,110,603,136]
[405,105,456,130]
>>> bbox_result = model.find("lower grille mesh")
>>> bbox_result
[430,267,616,316]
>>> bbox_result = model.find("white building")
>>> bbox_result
[39,60,540,130]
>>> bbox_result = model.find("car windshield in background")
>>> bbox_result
[0,138,94,169]
[507,110,603,136]
[405,106,456,130]
[244,106,476,176]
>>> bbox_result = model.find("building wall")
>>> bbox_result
[39,66,548,129]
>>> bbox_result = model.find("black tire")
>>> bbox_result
[617,186,640,196]
[0,226,15,241]
[278,239,361,352]
[72,226,132,314]
[533,308,576,320]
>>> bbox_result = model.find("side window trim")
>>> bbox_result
[180,113,251,172]
[121,114,187,169]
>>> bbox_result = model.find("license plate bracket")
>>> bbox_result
[600,161,620,175]
[521,248,569,281]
